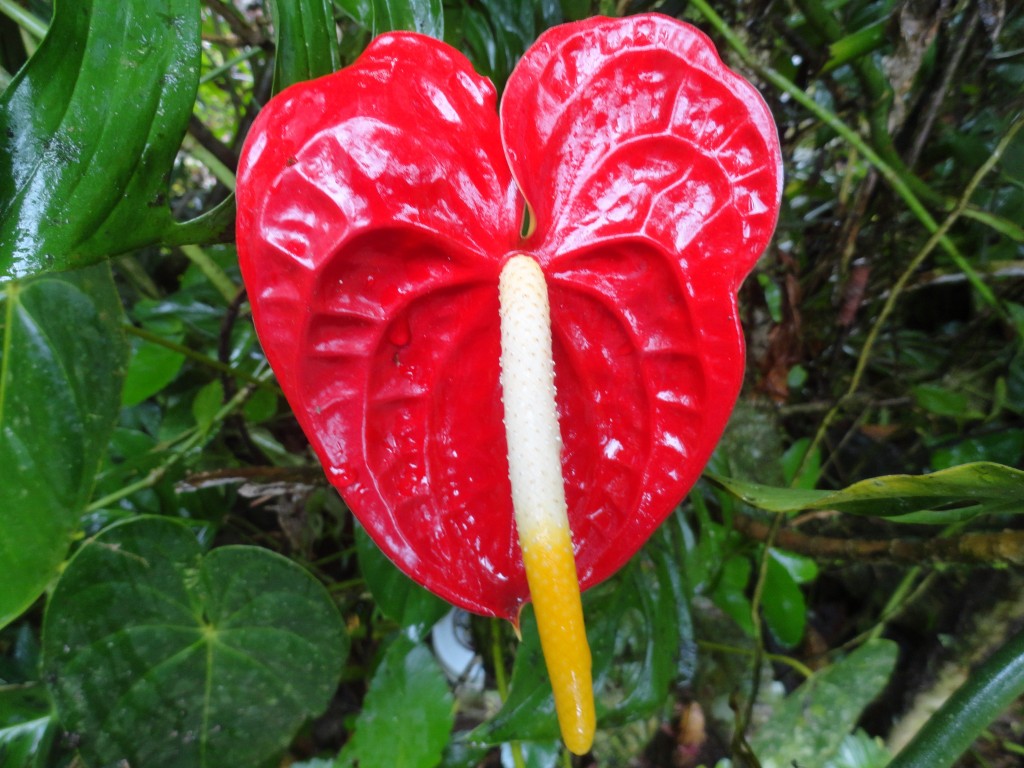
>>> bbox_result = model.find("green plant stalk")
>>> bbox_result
[123,324,276,391]
[888,627,1024,768]
[490,618,527,768]
[182,136,237,192]
[867,566,920,642]
[180,243,238,302]
[791,0,929,204]
[687,0,1004,318]
[697,640,814,679]
[0,0,47,39]
[200,47,262,85]
[85,375,267,513]
[802,112,1024,466]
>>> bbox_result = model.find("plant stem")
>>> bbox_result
[179,243,238,302]
[123,324,276,391]
[182,135,237,192]
[688,0,1005,319]
[490,619,527,768]
[86,376,266,512]
[698,640,815,679]
[801,112,1024,468]
[0,0,47,39]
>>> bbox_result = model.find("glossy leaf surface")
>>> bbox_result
[237,14,782,620]
[42,516,347,768]
[269,0,341,91]
[0,0,231,282]
[0,264,126,629]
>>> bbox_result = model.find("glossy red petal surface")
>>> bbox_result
[237,33,528,618]
[501,14,782,591]
[237,16,782,622]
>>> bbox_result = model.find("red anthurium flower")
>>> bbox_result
[237,12,781,752]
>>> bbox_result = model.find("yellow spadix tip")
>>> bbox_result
[522,525,596,755]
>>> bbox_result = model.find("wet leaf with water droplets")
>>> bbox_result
[41,516,348,768]
[0,263,126,629]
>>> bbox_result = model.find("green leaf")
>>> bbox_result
[192,378,225,434]
[121,319,187,407]
[355,525,450,641]
[762,552,807,648]
[912,384,984,420]
[707,462,1024,524]
[750,640,898,768]
[370,0,444,38]
[41,516,348,768]
[0,0,232,282]
[711,555,754,636]
[826,730,891,768]
[0,684,55,768]
[268,0,341,91]
[341,636,454,768]
[0,264,126,629]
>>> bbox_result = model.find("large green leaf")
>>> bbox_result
[750,640,898,767]
[332,636,454,768]
[707,462,1024,524]
[0,0,232,282]
[355,525,449,642]
[41,516,348,768]
[0,263,126,629]
[269,0,341,91]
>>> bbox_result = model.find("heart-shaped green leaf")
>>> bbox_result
[0,0,231,282]
[0,263,126,629]
[42,516,347,768]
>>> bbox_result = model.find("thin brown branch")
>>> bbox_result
[732,512,1024,566]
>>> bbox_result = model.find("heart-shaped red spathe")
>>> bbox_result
[236,14,782,622]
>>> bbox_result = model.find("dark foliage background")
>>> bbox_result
[1,0,1023,766]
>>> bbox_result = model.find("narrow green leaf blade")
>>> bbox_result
[269,0,341,91]
[707,462,1024,524]
[370,0,444,38]
[888,627,1024,768]
[0,264,126,629]
[0,0,202,281]
[41,516,348,768]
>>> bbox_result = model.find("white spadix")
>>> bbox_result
[498,253,595,755]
